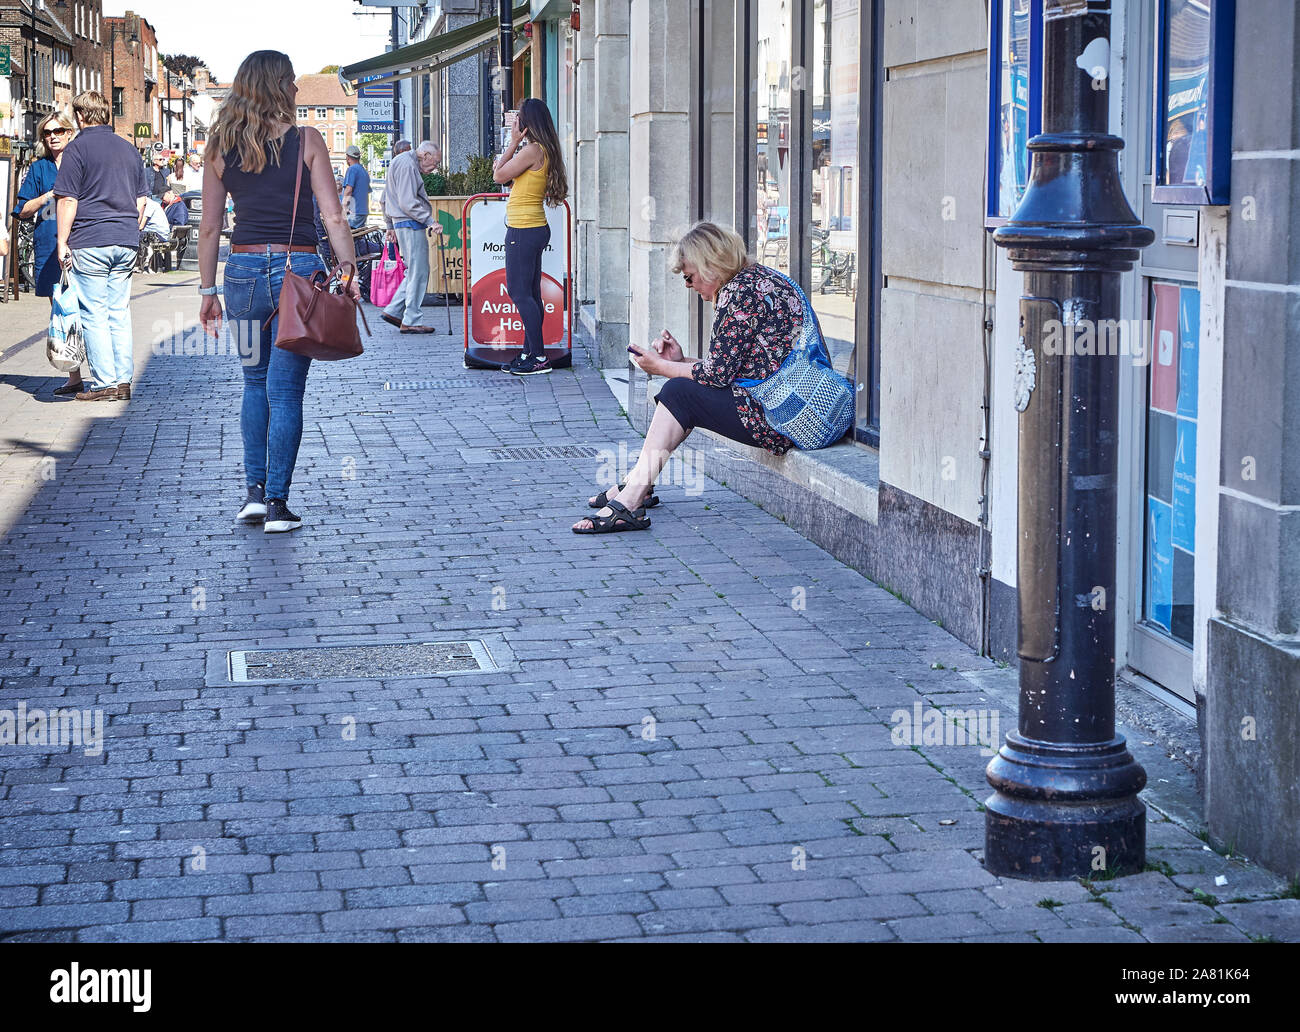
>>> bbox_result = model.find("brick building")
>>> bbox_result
[47,0,105,100]
[101,9,161,153]
[0,0,74,141]
[294,73,355,174]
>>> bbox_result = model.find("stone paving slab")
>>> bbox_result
[0,273,1295,942]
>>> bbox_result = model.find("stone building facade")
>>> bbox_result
[565,0,1300,880]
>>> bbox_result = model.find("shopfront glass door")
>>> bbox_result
[1125,0,1200,703]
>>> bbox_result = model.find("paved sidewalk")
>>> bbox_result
[0,272,1296,942]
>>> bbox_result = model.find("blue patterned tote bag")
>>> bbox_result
[735,270,854,449]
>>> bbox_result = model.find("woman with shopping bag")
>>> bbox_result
[369,243,405,308]
[12,111,80,392]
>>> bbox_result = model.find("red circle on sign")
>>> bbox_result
[470,267,565,347]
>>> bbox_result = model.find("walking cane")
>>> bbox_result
[434,226,453,334]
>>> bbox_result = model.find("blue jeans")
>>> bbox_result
[223,249,324,502]
[505,225,550,359]
[67,245,136,390]
[384,223,430,327]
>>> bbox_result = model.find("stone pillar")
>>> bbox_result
[1205,0,1300,879]
[592,0,632,367]
[444,13,484,172]
[628,0,694,422]
[574,5,597,306]
[706,1,737,226]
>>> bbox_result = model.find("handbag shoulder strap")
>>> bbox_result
[285,128,306,268]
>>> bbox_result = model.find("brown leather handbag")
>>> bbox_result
[267,129,371,361]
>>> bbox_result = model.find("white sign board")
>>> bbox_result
[357,95,394,122]
[468,200,567,289]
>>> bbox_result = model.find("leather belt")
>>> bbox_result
[229,244,317,254]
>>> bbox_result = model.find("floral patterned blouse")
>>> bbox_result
[691,263,800,454]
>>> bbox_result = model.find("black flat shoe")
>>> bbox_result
[53,382,84,396]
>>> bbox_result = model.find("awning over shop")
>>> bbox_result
[340,3,529,89]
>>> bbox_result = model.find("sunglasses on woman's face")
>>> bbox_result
[43,128,70,138]
[683,272,695,287]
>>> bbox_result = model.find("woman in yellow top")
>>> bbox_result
[492,98,568,375]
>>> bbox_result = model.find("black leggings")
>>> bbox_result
[504,224,550,358]
[655,377,764,448]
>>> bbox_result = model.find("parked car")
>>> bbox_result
[181,190,231,235]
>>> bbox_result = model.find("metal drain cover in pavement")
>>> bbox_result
[486,445,602,461]
[228,640,496,682]
[385,379,506,390]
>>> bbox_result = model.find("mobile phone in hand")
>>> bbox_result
[627,344,644,356]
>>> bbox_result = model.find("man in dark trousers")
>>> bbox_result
[55,90,150,402]
[149,152,170,200]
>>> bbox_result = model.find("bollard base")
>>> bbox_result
[984,732,1147,880]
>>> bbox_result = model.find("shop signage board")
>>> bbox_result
[0,45,11,76]
[357,95,393,122]
[461,194,571,370]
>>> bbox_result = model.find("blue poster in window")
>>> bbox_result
[1172,418,1196,553]
[1147,497,1174,633]
[1178,285,1199,419]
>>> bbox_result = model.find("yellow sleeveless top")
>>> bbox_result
[505,157,548,229]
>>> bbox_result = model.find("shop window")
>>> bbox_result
[1142,280,1199,647]
[755,0,793,277]
[808,0,860,383]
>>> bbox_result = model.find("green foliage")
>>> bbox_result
[424,155,503,198]
[423,170,447,196]
[356,133,388,165]
[160,54,208,79]
[465,155,500,195]
[319,64,341,74]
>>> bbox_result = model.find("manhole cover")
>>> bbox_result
[228,640,496,682]
[486,445,602,461]
[385,379,508,390]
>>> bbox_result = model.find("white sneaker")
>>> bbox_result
[237,484,266,523]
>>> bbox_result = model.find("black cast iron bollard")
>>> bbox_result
[987,0,1154,879]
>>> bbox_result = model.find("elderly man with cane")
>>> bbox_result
[379,139,441,334]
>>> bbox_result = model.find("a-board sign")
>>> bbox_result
[461,195,571,370]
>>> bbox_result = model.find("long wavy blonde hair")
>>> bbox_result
[206,50,297,174]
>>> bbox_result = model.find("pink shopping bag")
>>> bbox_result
[369,244,406,308]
